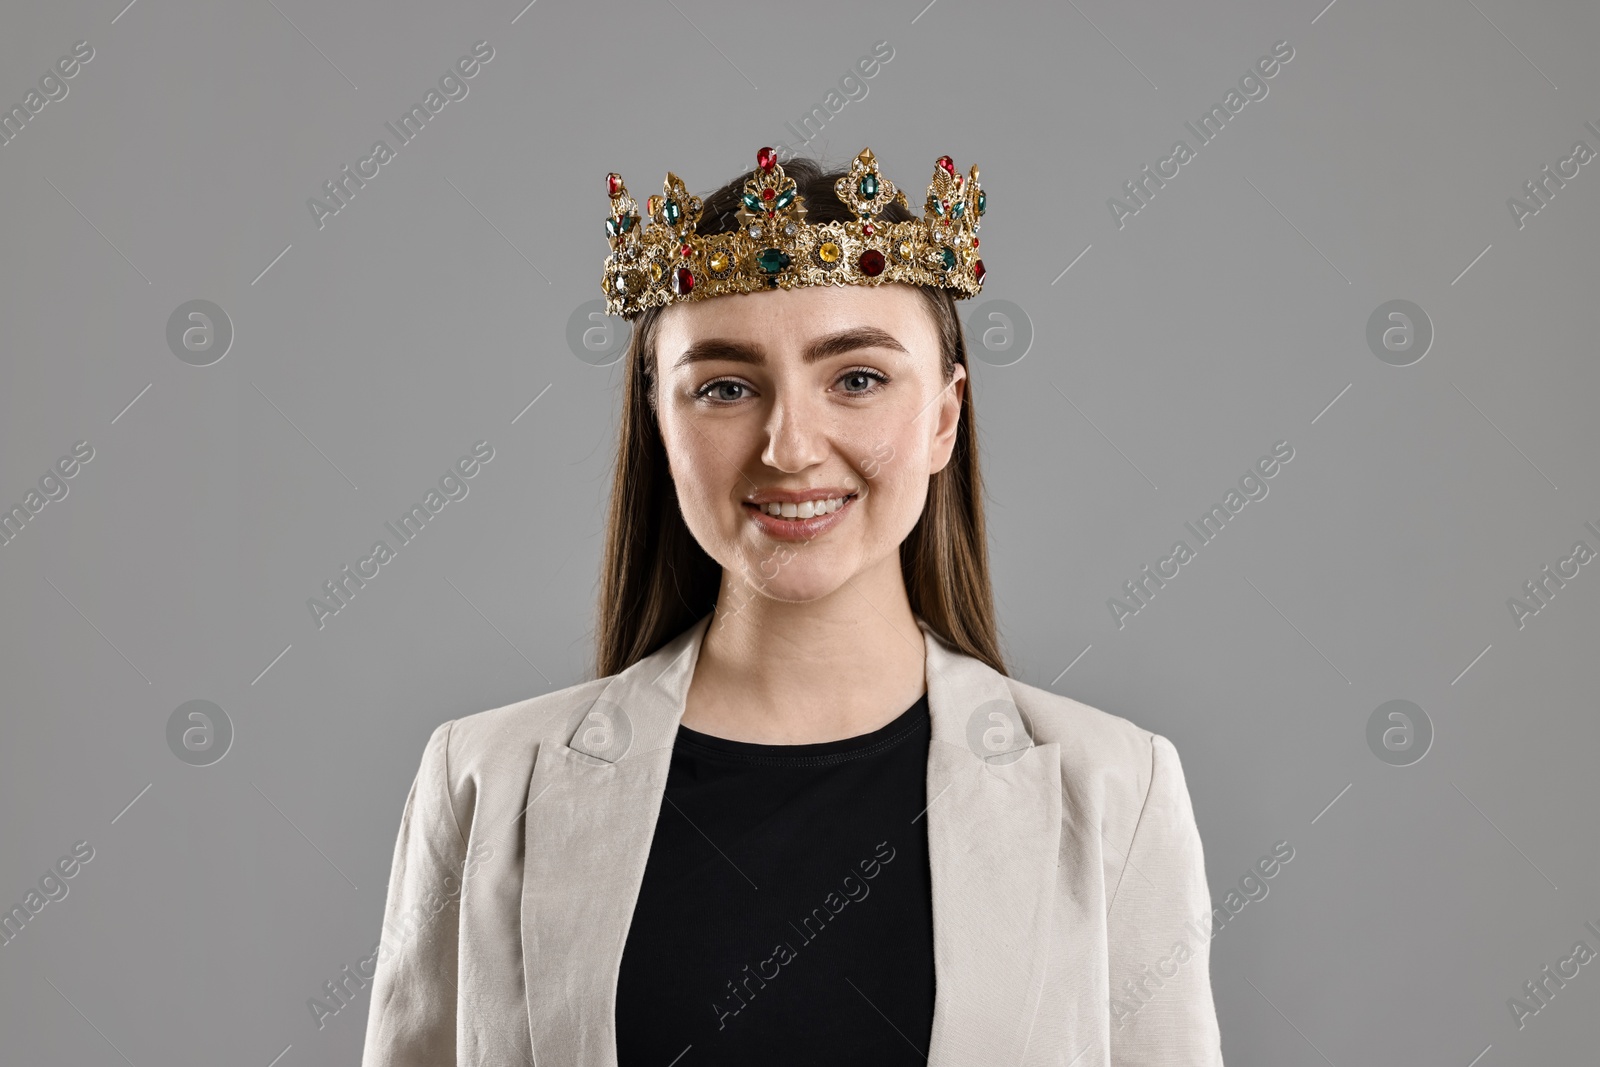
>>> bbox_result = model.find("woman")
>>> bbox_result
[361,147,1224,1066]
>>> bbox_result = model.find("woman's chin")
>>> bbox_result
[724,560,857,605]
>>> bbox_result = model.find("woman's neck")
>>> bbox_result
[681,559,928,744]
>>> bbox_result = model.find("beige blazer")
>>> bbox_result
[360,613,1225,1066]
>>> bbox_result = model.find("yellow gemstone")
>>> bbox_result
[709,250,730,273]
[650,262,663,281]
[897,239,913,259]
[818,241,842,263]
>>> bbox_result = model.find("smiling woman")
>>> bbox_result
[598,158,994,693]
[361,148,1225,1067]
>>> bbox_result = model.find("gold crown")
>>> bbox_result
[601,146,987,318]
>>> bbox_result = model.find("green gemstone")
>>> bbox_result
[756,247,791,274]
[742,192,761,212]
[859,173,878,199]
[773,187,795,210]
[939,246,956,271]
[663,198,681,223]
[604,218,618,237]
[619,214,634,232]
[952,200,965,219]
[977,190,986,216]
[930,197,944,216]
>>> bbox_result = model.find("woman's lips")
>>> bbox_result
[742,493,858,541]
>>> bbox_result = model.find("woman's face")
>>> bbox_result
[653,282,966,604]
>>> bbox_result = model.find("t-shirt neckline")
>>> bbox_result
[673,692,930,767]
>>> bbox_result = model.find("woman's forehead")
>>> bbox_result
[655,283,935,358]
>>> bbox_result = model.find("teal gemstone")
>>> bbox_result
[930,197,944,216]
[619,214,634,232]
[773,187,795,210]
[756,247,791,274]
[663,198,681,223]
[977,190,986,216]
[605,218,618,237]
[952,200,965,219]
[939,246,956,271]
[742,192,761,212]
[859,173,879,199]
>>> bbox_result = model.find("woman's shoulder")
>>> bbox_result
[403,675,616,829]
[1005,674,1161,754]
[441,674,614,761]
[1000,676,1201,863]
[1000,674,1186,808]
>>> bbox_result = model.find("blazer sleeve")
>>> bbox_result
[361,719,466,1067]
[1105,733,1224,1066]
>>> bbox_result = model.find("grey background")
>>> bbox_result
[2,0,1596,1063]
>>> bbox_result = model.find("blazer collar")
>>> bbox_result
[520,613,1063,1066]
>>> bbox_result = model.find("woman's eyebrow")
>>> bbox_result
[673,326,908,371]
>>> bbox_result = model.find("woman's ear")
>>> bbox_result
[928,361,967,475]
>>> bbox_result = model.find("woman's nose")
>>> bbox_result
[760,390,830,473]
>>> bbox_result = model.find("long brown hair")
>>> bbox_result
[594,154,1006,678]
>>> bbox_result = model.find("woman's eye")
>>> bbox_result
[694,368,887,403]
[838,368,889,394]
[695,380,748,403]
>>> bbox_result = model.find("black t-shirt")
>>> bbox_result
[615,693,935,1066]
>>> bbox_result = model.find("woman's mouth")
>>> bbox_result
[750,495,852,519]
[741,492,859,541]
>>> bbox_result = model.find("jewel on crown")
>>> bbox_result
[600,146,987,318]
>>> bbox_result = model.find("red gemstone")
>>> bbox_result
[761,188,775,201]
[673,267,694,295]
[936,155,955,177]
[858,249,886,277]
[607,172,623,197]
[862,222,874,235]
[757,146,777,171]
[972,237,979,248]
[680,243,692,257]
[973,259,985,284]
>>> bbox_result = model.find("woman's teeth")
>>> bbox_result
[757,496,850,519]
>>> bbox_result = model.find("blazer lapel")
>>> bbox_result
[519,615,708,1067]
[917,617,1064,1066]
[519,613,1063,1067]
